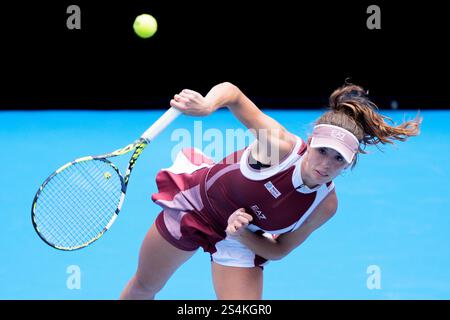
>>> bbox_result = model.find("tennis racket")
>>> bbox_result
[31,107,182,251]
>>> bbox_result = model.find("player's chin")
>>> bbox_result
[316,177,331,185]
[315,174,334,185]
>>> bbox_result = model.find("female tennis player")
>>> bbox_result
[120,81,421,299]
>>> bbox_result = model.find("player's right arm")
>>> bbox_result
[170,82,297,165]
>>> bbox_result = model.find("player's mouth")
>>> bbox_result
[314,169,328,178]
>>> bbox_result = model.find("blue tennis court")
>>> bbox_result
[1,109,449,299]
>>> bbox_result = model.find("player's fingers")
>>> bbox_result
[174,94,189,102]
[170,99,187,111]
[243,213,253,222]
[182,89,200,96]
[233,221,243,229]
[236,216,251,225]
[235,210,253,222]
[179,91,195,100]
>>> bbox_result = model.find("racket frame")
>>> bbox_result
[32,107,180,250]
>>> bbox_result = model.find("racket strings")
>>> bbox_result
[37,166,111,245]
[34,159,123,249]
[37,161,120,246]
[51,162,120,220]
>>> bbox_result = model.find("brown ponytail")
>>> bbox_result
[316,81,422,168]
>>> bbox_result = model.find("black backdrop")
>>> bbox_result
[1,1,448,109]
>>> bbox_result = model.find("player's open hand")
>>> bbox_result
[226,208,253,238]
[170,89,213,116]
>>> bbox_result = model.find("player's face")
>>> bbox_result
[302,146,349,186]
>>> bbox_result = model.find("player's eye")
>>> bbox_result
[335,155,344,162]
[319,148,326,155]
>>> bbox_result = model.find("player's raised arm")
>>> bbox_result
[170,82,297,165]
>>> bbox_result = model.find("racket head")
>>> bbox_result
[31,157,126,251]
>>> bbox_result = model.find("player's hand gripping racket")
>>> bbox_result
[31,107,182,250]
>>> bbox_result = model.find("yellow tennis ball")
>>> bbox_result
[133,14,158,39]
[104,172,112,180]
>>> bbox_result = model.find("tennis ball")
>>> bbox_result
[133,14,158,39]
[104,172,112,180]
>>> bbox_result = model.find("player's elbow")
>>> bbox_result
[219,82,242,103]
[205,82,242,110]
[220,81,237,90]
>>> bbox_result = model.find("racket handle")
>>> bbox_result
[141,107,182,142]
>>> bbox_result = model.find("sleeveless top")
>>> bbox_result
[198,136,335,236]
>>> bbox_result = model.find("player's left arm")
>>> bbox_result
[169,82,297,165]
[232,189,338,261]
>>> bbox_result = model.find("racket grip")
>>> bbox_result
[141,107,182,142]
